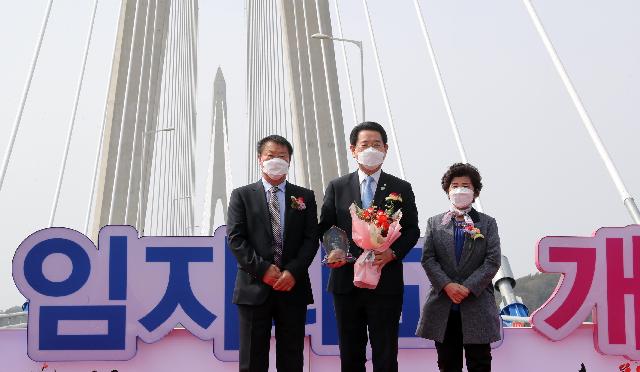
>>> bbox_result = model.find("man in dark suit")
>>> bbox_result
[318,122,420,372]
[227,135,318,372]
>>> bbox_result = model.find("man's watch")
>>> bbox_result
[391,250,397,260]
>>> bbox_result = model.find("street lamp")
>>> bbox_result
[145,127,175,134]
[311,33,365,122]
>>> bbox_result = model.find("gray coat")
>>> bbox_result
[415,209,502,344]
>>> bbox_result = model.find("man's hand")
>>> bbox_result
[443,283,470,304]
[262,264,282,286]
[273,270,296,291]
[373,249,395,270]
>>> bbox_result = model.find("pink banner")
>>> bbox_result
[0,326,629,371]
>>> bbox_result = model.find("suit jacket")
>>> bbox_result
[415,209,502,344]
[227,180,318,306]
[318,171,420,295]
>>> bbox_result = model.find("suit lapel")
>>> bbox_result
[283,182,295,244]
[458,208,483,269]
[253,180,273,240]
[373,171,388,207]
[349,172,362,208]
[437,216,458,270]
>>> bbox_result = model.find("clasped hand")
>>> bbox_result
[444,283,470,304]
[262,264,296,291]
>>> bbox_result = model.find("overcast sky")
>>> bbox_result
[0,0,639,310]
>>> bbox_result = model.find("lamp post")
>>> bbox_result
[311,33,365,122]
[145,127,175,134]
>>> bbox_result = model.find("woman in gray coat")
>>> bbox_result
[416,163,501,372]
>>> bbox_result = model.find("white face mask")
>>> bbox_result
[356,147,385,170]
[261,158,289,178]
[449,187,474,209]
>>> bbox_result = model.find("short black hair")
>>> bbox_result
[257,135,293,156]
[349,121,388,146]
[441,163,483,196]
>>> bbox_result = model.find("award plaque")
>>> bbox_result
[321,226,356,265]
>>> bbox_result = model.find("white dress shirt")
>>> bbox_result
[357,168,382,202]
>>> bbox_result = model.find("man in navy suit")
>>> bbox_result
[318,122,420,372]
[227,135,318,372]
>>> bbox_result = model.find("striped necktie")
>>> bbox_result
[268,186,283,267]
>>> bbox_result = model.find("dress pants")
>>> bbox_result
[434,310,492,372]
[236,292,307,372]
[333,288,403,372]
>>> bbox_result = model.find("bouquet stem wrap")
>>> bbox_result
[349,203,402,289]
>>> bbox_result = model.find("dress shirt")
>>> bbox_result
[357,168,382,204]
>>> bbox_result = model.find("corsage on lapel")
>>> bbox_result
[290,196,306,211]
[464,224,484,240]
[383,192,402,214]
[385,192,402,202]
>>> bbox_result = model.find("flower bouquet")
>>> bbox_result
[350,193,403,289]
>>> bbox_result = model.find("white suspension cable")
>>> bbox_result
[178,0,189,235]
[156,30,173,235]
[171,0,183,235]
[332,0,358,124]
[275,4,288,138]
[48,0,98,226]
[254,0,265,181]
[259,1,268,142]
[522,0,640,223]
[161,1,178,235]
[412,0,483,213]
[185,0,197,234]
[361,0,406,179]
[180,0,192,235]
[266,0,277,137]
[272,0,285,137]
[0,0,54,193]
[170,0,183,235]
[246,1,256,181]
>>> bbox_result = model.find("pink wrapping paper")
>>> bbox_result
[349,204,402,289]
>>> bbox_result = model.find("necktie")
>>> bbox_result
[268,186,283,267]
[362,176,374,208]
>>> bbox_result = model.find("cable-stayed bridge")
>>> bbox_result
[1,0,639,339]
